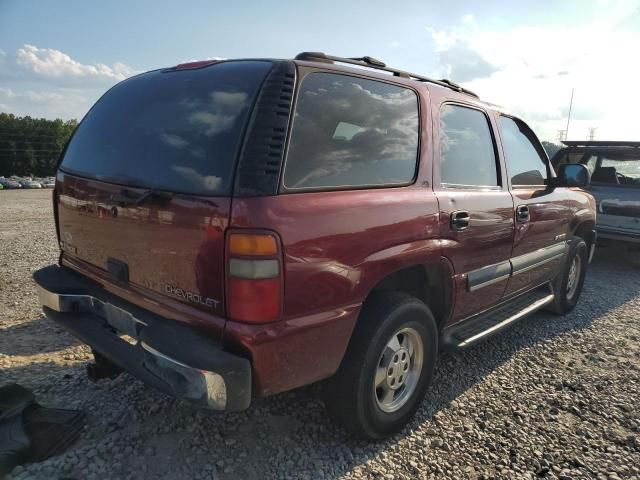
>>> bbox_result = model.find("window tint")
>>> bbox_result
[439,104,498,186]
[283,73,419,190]
[499,116,548,186]
[61,61,272,195]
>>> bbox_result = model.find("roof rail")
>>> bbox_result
[562,140,640,148]
[294,52,479,98]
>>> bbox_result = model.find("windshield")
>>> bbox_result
[61,61,272,195]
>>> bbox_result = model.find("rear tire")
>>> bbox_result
[547,237,588,315]
[323,292,438,440]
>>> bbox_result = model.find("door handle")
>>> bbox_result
[516,205,530,223]
[450,210,470,231]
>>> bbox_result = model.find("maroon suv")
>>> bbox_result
[34,53,596,439]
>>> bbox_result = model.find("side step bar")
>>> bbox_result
[442,284,555,349]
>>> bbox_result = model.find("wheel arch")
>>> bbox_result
[572,219,596,250]
[360,259,454,332]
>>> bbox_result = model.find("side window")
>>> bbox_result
[282,73,419,190]
[499,116,548,186]
[439,104,498,187]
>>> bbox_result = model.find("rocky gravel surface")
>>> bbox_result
[1,189,639,480]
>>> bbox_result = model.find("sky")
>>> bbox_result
[0,0,639,142]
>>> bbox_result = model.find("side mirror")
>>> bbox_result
[550,164,590,188]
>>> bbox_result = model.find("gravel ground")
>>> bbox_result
[1,189,639,480]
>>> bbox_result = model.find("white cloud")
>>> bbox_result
[0,44,139,119]
[0,85,92,119]
[426,25,498,82]
[461,14,475,25]
[426,8,640,142]
[0,87,16,99]
[15,44,137,82]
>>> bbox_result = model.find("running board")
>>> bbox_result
[442,284,555,349]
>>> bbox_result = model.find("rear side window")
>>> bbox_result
[61,61,273,195]
[499,116,548,186]
[439,104,498,187]
[283,73,419,190]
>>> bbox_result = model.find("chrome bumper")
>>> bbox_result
[33,265,251,411]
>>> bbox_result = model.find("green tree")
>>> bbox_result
[0,113,78,177]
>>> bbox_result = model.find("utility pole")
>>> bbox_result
[587,127,597,141]
[565,88,574,140]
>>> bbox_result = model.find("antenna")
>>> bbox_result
[565,88,574,140]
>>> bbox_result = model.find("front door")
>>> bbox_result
[435,102,515,323]
[497,115,571,297]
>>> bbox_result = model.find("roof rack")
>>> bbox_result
[562,140,640,148]
[294,52,479,98]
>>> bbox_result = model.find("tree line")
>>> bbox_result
[0,113,78,177]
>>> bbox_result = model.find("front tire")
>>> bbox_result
[323,292,438,440]
[547,237,588,315]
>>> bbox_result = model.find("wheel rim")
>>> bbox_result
[374,327,424,413]
[566,254,582,300]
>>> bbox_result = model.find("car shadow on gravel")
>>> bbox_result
[0,316,81,356]
[4,245,639,479]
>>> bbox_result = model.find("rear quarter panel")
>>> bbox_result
[230,189,442,317]
[227,188,443,394]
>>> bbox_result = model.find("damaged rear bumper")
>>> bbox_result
[33,265,251,411]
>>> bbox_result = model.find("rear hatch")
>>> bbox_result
[55,60,274,322]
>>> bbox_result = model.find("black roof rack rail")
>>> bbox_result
[562,140,640,148]
[294,52,479,98]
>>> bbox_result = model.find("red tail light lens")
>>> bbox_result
[226,232,282,323]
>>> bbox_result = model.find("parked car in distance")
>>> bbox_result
[34,52,597,440]
[552,141,640,246]
[0,178,21,189]
[19,180,42,189]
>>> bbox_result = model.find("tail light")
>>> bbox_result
[226,232,282,323]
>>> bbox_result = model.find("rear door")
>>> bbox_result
[497,116,571,297]
[434,102,515,322]
[56,60,273,319]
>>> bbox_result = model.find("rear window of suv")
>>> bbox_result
[282,73,419,191]
[61,61,272,195]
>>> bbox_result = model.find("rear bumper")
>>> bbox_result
[33,265,252,411]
